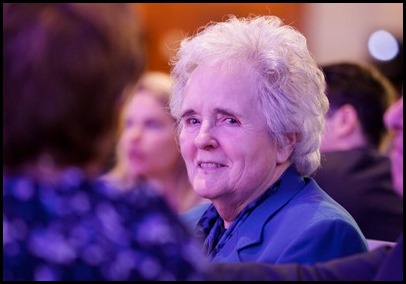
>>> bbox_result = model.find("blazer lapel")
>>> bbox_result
[213,166,306,262]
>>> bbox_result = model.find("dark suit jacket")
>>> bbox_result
[182,166,368,264]
[312,148,403,241]
[209,234,403,281]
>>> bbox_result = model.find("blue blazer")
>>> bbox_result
[182,167,368,264]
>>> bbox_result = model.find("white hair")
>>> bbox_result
[169,15,328,175]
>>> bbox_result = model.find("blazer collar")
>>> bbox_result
[234,165,306,249]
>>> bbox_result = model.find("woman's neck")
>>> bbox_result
[148,172,204,213]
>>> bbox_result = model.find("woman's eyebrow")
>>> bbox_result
[180,109,196,119]
[214,107,240,117]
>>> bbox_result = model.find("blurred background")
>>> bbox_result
[133,3,403,95]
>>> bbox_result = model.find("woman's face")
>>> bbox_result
[178,63,290,205]
[118,91,181,178]
[384,96,403,196]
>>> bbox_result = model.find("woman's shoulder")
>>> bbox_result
[180,203,212,228]
[3,173,209,280]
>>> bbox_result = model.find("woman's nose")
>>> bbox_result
[129,125,143,141]
[194,123,218,150]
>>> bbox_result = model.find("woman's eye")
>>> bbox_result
[225,117,239,124]
[185,117,200,125]
[145,120,164,129]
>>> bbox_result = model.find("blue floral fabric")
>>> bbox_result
[3,168,209,280]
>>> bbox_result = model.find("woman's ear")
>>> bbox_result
[276,132,298,164]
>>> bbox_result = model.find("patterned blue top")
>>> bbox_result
[3,168,209,280]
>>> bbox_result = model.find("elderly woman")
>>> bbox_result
[169,15,368,264]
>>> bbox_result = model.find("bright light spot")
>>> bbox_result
[368,30,399,61]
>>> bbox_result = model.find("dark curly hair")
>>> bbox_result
[4,4,146,171]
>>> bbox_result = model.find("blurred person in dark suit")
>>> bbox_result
[312,62,402,242]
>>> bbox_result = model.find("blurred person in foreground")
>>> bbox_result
[3,4,208,280]
[209,96,403,281]
[169,15,367,265]
[312,62,402,242]
[101,71,207,213]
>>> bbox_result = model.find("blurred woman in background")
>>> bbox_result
[101,72,207,213]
